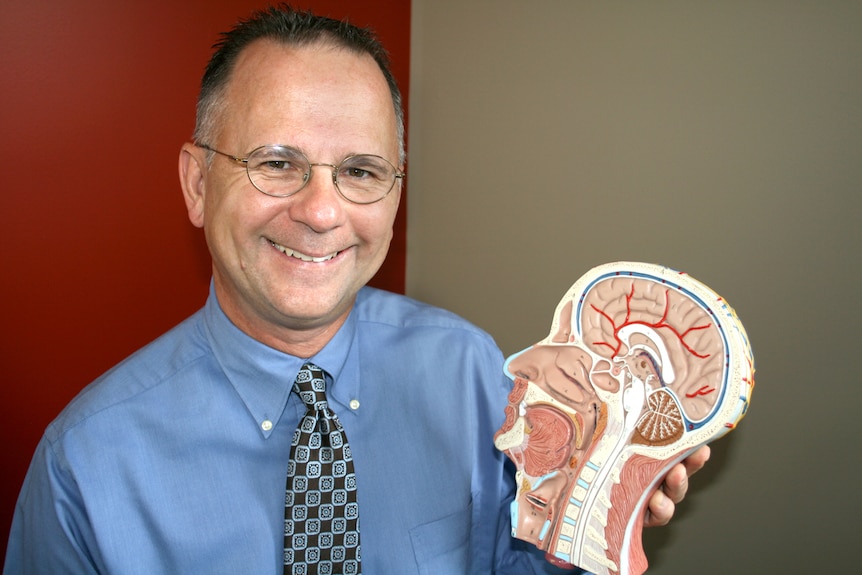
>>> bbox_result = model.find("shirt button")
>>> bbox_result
[261,420,273,431]
[349,399,360,410]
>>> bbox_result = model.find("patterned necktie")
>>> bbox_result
[284,363,361,575]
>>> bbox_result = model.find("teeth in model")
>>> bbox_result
[270,240,338,263]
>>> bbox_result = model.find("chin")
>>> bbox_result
[278,289,355,326]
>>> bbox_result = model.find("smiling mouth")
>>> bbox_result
[269,240,340,263]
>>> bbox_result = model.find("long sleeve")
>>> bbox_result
[6,437,103,575]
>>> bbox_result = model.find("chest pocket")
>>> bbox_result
[408,501,472,575]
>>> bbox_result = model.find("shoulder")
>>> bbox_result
[46,310,209,442]
[353,288,512,415]
[356,287,499,346]
[353,287,506,381]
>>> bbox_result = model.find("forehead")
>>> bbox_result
[217,39,397,154]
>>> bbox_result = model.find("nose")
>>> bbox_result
[307,162,340,187]
[288,164,346,232]
[505,349,540,381]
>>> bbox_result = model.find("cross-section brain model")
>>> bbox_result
[494,262,754,575]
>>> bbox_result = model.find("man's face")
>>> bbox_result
[189,40,402,351]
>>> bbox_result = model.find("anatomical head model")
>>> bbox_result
[494,262,754,575]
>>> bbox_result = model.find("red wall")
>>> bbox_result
[0,0,409,559]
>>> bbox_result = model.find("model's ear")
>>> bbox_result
[179,142,207,229]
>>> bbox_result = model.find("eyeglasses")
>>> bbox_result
[198,144,404,205]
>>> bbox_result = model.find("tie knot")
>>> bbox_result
[293,363,328,412]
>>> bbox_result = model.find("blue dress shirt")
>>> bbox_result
[5,286,581,574]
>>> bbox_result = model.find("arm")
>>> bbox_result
[4,437,102,575]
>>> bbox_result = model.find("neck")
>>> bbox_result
[213,288,353,358]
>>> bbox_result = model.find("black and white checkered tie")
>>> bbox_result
[284,363,361,575]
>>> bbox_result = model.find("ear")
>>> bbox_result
[179,142,207,229]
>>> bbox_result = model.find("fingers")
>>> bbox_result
[643,445,712,528]
[644,487,676,527]
[682,445,711,478]
[662,461,690,505]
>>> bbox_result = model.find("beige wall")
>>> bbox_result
[408,1,860,572]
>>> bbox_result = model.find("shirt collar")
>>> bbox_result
[202,283,358,438]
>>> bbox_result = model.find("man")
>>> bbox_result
[4,6,707,574]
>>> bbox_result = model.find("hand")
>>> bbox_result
[643,445,711,527]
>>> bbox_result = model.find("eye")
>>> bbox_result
[248,147,307,176]
[339,156,392,183]
[254,156,298,173]
[345,166,373,179]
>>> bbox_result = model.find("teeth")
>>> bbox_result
[269,240,338,263]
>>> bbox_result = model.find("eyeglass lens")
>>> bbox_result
[246,145,398,203]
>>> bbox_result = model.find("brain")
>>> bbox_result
[578,273,726,423]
